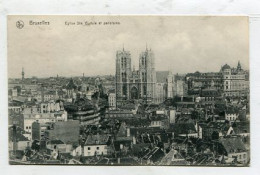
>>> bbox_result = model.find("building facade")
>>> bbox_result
[221,62,249,97]
[186,72,223,95]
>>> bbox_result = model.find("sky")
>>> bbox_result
[8,16,249,78]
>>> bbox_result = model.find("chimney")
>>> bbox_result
[126,127,130,137]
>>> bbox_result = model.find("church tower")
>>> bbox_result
[167,71,174,98]
[115,47,132,106]
[139,47,156,103]
[21,67,25,89]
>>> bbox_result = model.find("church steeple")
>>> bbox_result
[237,61,242,70]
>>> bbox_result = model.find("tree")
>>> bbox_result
[211,131,219,140]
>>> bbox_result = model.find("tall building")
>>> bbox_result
[154,83,167,104]
[176,79,188,97]
[173,74,188,97]
[155,71,173,102]
[115,47,156,106]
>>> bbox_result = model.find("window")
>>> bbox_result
[26,126,28,129]
[88,147,91,150]
[143,85,147,95]
[243,154,246,158]
[97,147,99,150]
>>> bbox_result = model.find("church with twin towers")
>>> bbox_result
[115,46,175,106]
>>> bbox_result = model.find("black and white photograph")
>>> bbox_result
[7,15,250,166]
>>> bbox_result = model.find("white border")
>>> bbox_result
[1,1,260,175]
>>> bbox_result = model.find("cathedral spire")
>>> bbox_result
[22,67,24,81]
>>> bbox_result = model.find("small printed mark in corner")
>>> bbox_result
[16,20,24,29]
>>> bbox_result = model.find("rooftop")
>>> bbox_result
[85,134,110,145]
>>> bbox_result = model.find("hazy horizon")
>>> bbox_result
[8,16,249,79]
[8,61,247,79]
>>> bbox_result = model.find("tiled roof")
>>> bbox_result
[117,123,127,137]
[48,139,65,145]
[9,126,29,142]
[66,79,77,90]
[171,123,197,134]
[150,114,167,121]
[159,149,187,165]
[219,137,246,153]
[232,121,250,134]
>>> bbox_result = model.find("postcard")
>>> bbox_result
[7,15,249,166]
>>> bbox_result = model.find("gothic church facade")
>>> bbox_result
[115,47,157,106]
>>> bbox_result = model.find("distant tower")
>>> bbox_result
[22,67,25,81]
[237,61,242,71]
[115,47,132,106]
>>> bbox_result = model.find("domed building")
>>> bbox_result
[221,61,249,97]
[64,97,100,125]
[220,64,231,72]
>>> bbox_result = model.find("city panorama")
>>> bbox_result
[8,16,250,166]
